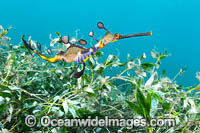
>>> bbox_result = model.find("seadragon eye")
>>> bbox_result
[114,33,120,39]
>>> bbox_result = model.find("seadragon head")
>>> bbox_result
[97,22,152,45]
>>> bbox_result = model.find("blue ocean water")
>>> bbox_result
[1,0,199,86]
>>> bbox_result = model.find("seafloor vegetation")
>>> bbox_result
[0,25,200,132]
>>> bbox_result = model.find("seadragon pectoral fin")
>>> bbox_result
[22,35,61,63]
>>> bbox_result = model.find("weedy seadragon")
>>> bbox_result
[22,22,152,78]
